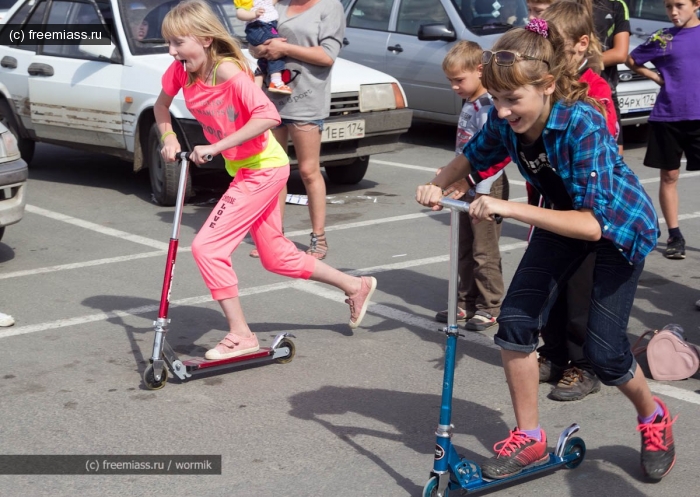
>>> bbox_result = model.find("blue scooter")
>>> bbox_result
[422,198,586,497]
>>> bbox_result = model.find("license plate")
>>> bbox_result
[618,92,657,114]
[321,120,365,142]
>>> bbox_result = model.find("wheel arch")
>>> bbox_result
[133,108,191,173]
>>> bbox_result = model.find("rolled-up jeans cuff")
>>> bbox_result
[600,356,637,387]
[494,335,538,354]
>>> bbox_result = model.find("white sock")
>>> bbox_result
[270,74,283,86]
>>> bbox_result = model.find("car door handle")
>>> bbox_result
[343,37,349,46]
[28,63,54,76]
[387,44,403,53]
[1,56,17,69]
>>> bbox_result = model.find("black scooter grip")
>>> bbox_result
[494,215,503,224]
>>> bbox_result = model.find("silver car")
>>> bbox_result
[341,0,661,126]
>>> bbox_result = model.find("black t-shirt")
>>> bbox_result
[517,136,573,211]
[593,0,631,90]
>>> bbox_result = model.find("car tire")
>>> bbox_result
[324,156,369,185]
[147,123,192,206]
[0,226,4,243]
[0,100,35,164]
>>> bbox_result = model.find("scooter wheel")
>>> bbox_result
[564,437,586,469]
[422,476,448,497]
[143,364,168,390]
[275,338,295,364]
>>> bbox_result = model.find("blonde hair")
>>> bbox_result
[542,0,604,73]
[480,25,603,113]
[442,41,483,73]
[162,0,252,86]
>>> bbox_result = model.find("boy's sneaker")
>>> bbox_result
[435,306,471,324]
[638,397,677,481]
[268,82,293,95]
[347,276,377,329]
[549,367,601,401]
[465,310,497,331]
[0,312,15,327]
[538,355,565,383]
[205,333,259,360]
[481,429,548,480]
[695,298,700,311]
[664,236,685,259]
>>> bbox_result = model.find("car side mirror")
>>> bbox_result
[418,23,457,42]
[78,40,119,62]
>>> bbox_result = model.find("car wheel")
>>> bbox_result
[0,226,4,243]
[324,156,369,185]
[147,123,192,206]
[0,100,35,164]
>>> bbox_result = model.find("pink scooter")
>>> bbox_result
[143,152,295,390]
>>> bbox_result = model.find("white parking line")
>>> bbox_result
[3,243,697,406]
[25,205,170,250]
[371,158,528,186]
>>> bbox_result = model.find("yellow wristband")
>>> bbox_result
[426,182,439,187]
[160,131,176,143]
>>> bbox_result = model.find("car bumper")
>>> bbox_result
[0,157,28,228]
[178,108,413,169]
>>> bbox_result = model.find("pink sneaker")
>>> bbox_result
[347,276,377,329]
[205,333,259,360]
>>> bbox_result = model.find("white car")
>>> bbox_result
[0,0,412,205]
[0,121,27,243]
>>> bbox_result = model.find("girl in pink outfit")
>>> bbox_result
[154,0,376,360]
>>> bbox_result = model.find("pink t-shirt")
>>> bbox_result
[161,60,282,162]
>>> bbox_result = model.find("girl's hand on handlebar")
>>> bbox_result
[160,135,181,163]
[416,183,444,211]
[469,196,509,224]
[191,145,217,165]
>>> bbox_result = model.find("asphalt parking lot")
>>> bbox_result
[0,122,699,496]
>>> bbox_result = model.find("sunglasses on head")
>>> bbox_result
[482,50,550,68]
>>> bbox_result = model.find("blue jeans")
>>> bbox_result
[495,229,643,386]
[245,21,285,76]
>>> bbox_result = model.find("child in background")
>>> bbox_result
[235,0,291,94]
[417,19,676,481]
[626,0,700,260]
[155,0,376,360]
[535,0,618,401]
[589,0,630,155]
[434,41,510,331]
[527,0,553,19]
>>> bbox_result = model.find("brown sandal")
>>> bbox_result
[306,232,328,260]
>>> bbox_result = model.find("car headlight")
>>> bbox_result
[359,83,406,112]
[0,130,20,158]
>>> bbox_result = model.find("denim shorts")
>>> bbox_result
[279,118,324,131]
[495,228,643,386]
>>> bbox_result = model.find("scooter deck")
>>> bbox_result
[183,348,275,371]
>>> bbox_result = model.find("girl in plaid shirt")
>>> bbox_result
[417,18,676,482]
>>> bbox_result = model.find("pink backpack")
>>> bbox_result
[632,325,700,381]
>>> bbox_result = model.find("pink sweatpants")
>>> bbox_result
[191,165,316,300]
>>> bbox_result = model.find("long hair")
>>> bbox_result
[480,24,603,113]
[162,0,252,86]
[542,0,604,73]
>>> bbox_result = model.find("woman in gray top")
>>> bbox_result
[251,0,345,260]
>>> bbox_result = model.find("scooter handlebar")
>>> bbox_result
[178,151,213,162]
[438,197,503,224]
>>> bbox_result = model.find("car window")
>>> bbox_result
[396,0,450,36]
[626,0,669,22]
[1,0,49,52]
[119,0,236,55]
[40,0,112,59]
[348,0,392,31]
[454,0,528,31]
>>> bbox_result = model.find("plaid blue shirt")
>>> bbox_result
[464,100,658,264]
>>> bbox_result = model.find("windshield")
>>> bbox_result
[119,0,244,55]
[454,0,529,32]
